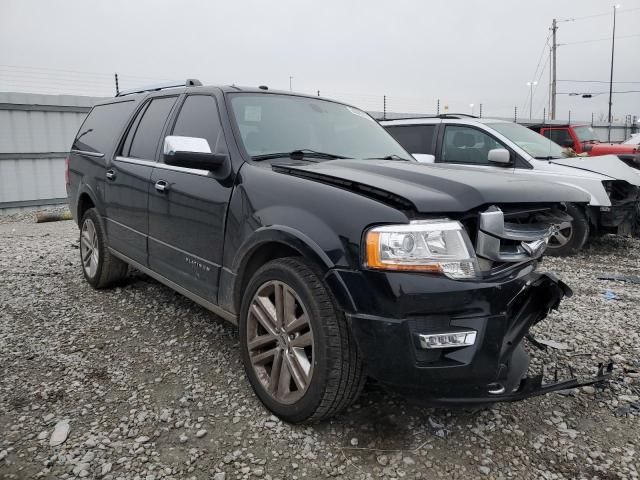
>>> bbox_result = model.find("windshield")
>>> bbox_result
[573,125,598,142]
[490,121,567,159]
[229,93,411,160]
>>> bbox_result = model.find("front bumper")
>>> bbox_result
[326,266,611,405]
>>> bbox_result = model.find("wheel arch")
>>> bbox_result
[229,226,336,315]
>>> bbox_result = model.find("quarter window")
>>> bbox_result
[441,126,505,165]
[171,96,226,154]
[385,125,435,154]
[73,101,135,155]
[125,96,177,160]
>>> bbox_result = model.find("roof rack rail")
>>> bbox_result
[116,79,202,97]
[438,113,479,119]
[379,113,480,122]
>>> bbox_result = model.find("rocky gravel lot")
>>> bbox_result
[1,213,639,480]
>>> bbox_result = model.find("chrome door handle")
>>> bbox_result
[155,180,169,192]
[105,170,116,180]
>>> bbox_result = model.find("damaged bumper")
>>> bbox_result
[600,181,640,236]
[329,266,612,406]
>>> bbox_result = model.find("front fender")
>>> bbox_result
[218,163,409,313]
[231,224,335,274]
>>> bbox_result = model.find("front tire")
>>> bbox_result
[79,208,128,289]
[239,257,365,423]
[545,203,589,257]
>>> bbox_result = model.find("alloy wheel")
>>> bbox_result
[80,218,99,278]
[548,221,573,248]
[246,280,314,404]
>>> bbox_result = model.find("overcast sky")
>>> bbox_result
[1,0,639,121]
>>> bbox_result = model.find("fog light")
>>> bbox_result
[418,331,477,349]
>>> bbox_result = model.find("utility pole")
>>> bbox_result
[289,76,293,91]
[551,18,557,120]
[527,81,537,119]
[607,5,620,142]
[383,95,387,120]
[114,73,120,96]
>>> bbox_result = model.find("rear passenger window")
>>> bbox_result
[170,96,226,154]
[126,96,177,160]
[73,101,135,155]
[385,125,435,154]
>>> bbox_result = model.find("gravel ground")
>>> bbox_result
[1,214,639,480]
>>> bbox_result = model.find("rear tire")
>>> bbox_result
[239,257,365,423]
[79,208,128,289]
[545,203,589,257]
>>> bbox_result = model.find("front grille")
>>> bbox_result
[475,206,555,263]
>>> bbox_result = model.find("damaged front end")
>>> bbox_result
[422,271,613,406]
[346,205,613,406]
[600,180,640,236]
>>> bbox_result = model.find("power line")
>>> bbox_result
[560,33,640,46]
[522,31,552,112]
[558,6,640,23]
[559,90,640,94]
[558,79,640,84]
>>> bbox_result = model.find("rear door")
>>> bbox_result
[106,95,178,265]
[148,94,234,303]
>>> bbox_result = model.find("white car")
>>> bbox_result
[381,115,640,256]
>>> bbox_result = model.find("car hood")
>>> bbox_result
[550,155,640,186]
[273,159,589,213]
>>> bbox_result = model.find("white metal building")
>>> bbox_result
[0,92,105,213]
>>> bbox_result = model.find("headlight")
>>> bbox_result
[365,219,478,279]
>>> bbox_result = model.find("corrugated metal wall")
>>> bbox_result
[0,92,106,213]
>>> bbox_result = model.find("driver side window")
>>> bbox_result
[441,126,505,165]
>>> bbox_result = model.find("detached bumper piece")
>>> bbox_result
[347,270,611,406]
[439,362,614,406]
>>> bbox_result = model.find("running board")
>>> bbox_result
[108,248,238,325]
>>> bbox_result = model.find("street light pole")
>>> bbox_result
[607,4,620,142]
[289,76,294,91]
[527,81,538,119]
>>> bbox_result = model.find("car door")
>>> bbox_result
[434,124,515,175]
[105,95,179,266]
[148,94,234,304]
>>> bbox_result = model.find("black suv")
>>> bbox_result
[67,80,605,423]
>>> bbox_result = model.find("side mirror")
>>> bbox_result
[487,148,511,165]
[163,136,227,170]
[412,153,436,163]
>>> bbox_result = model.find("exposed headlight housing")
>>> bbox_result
[365,220,478,279]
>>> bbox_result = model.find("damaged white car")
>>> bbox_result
[381,116,640,256]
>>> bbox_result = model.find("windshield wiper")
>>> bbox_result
[365,154,412,161]
[534,155,563,160]
[252,149,349,162]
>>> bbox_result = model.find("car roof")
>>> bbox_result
[95,83,349,107]
[380,116,511,126]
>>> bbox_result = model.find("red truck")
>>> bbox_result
[524,122,640,169]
